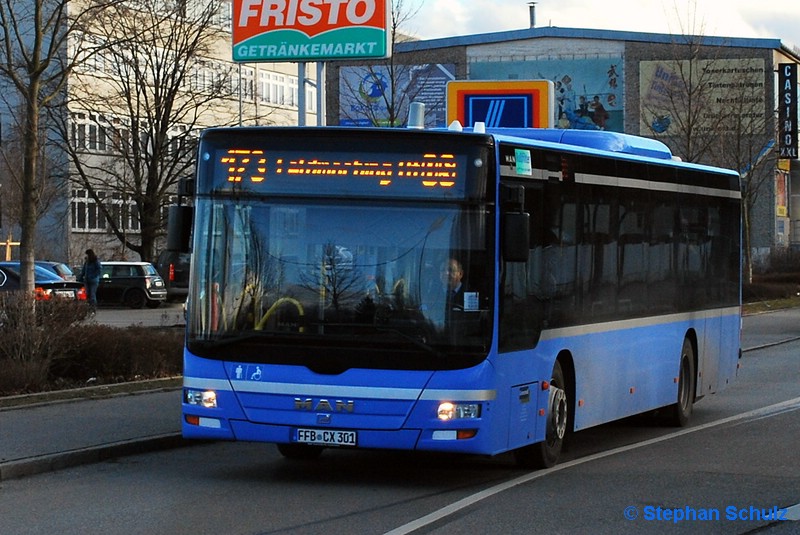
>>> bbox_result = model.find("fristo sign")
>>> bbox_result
[233,0,390,62]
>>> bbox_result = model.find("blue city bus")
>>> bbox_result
[179,125,741,468]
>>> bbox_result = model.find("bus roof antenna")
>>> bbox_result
[407,102,425,129]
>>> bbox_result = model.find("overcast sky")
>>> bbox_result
[407,0,800,48]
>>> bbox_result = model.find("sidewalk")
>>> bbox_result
[0,380,185,481]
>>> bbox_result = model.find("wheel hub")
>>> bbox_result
[548,386,568,440]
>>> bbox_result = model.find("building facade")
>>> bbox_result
[326,26,800,269]
[0,0,319,267]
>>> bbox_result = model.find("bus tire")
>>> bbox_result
[666,338,695,427]
[514,360,569,469]
[277,443,323,460]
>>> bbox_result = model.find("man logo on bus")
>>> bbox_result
[294,398,355,413]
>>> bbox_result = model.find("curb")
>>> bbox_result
[0,433,188,481]
[0,377,183,411]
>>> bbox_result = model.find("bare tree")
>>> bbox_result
[0,0,111,292]
[0,119,65,254]
[638,36,742,163]
[711,84,774,283]
[638,16,773,282]
[52,0,234,262]
[336,0,449,127]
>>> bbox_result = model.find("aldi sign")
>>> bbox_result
[233,0,390,62]
[447,80,555,128]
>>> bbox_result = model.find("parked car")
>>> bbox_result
[0,262,87,301]
[35,261,77,281]
[97,261,167,309]
[155,250,191,301]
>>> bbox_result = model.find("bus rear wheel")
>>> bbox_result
[514,360,568,469]
[666,338,695,427]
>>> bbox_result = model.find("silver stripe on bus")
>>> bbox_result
[184,377,232,391]
[539,306,740,341]
[421,389,497,401]
[184,377,496,401]
[579,172,742,200]
[499,166,741,200]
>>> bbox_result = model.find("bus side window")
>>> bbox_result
[499,182,546,352]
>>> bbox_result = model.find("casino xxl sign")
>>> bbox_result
[233,0,390,62]
[779,63,798,159]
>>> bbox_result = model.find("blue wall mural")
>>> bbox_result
[470,58,624,132]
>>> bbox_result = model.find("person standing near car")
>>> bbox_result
[80,249,102,310]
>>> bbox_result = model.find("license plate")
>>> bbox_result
[295,428,357,446]
[54,290,74,298]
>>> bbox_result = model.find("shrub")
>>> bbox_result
[0,292,183,395]
[743,272,800,302]
[52,325,183,384]
[0,292,90,393]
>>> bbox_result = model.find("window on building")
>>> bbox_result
[232,66,255,101]
[214,0,232,30]
[306,84,317,113]
[71,189,142,233]
[72,113,115,153]
[287,75,298,107]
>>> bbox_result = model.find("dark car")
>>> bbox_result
[98,261,167,309]
[35,261,77,281]
[0,262,87,301]
[155,251,190,301]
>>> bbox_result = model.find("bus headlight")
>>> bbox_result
[185,389,217,408]
[437,402,481,421]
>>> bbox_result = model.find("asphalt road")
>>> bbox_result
[0,309,797,534]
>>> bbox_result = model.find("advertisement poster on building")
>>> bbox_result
[338,63,456,127]
[469,58,624,132]
[639,58,766,137]
[776,164,789,218]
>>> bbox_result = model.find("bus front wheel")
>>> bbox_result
[514,360,569,469]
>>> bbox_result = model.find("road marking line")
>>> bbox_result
[743,336,800,352]
[383,396,800,535]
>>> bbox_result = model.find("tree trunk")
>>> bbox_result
[19,84,41,294]
[742,199,753,285]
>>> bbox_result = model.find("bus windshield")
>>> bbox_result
[187,196,494,372]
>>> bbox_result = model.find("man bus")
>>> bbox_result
[177,124,741,468]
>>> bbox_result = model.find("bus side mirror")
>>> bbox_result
[503,212,530,262]
[167,205,193,253]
